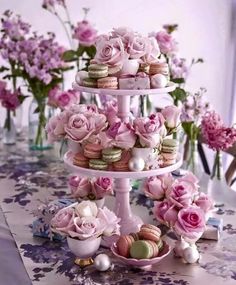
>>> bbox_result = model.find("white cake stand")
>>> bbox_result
[65,82,182,234]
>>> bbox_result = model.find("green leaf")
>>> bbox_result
[0,66,9,73]
[77,45,85,57]
[171,78,185,84]
[18,95,28,104]
[169,87,187,105]
[62,50,78,62]
[85,45,96,58]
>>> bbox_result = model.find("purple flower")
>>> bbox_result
[169,56,189,79]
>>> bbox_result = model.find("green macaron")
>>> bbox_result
[130,240,153,259]
[89,159,108,170]
[102,148,122,162]
[88,64,108,79]
[82,77,97,88]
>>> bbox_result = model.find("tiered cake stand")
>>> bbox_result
[64,82,182,235]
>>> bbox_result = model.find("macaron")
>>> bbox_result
[113,150,131,171]
[89,159,108,170]
[160,152,177,166]
[88,64,108,79]
[102,148,122,163]
[138,224,161,242]
[73,152,89,168]
[83,143,102,159]
[151,74,168,88]
[161,139,179,153]
[138,63,150,74]
[130,232,140,241]
[82,77,97,88]
[156,239,164,252]
[117,235,135,258]
[97,77,118,89]
[149,62,169,77]
[108,65,122,76]
[130,240,159,259]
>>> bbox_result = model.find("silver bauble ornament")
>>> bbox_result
[94,254,111,271]
[182,245,200,263]
[128,157,145,171]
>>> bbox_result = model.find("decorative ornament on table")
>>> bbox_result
[51,200,120,267]
[94,254,112,271]
[201,110,236,207]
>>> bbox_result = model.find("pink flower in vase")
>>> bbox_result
[153,200,178,226]
[48,86,60,108]
[0,88,20,111]
[73,20,97,47]
[57,89,80,110]
[106,121,136,149]
[127,34,150,59]
[154,30,178,55]
[141,37,160,64]
[194,193,214,213]
[174,206,205,241]
[92,177,113,200]
[143,173,174,200]
[69,177,92,199]
[0,80,7,92]
[161,105,181,129]
[97,206,120,236]
[51,207,75,233]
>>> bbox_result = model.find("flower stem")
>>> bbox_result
[54,11,73,49]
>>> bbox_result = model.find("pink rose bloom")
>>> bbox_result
[57,90,80,110]
[194,193,214,213]
[45,111,69,143]
[0,89,20,111]
[153,200,178,226]
[102,100,118,125]
[166,180,193,208]
[134,114,165,148]
[69,177,91,199]
[92,177,113,199]
[143,173,174,200]
[73,20,97,47]
[161,105,181,129]
[48,86,60,107]
[141,37,160,63]
[155,30,178,55]
[51,207,74,233]
[178,172,199,194]
[174,206,205,241]
[69,216,105,240]
[94,37,126,67]
[106,121,136,149]
[91,113,107,135]
[97,206,120,236]
[65,113,95,143]
[127,35,149,59]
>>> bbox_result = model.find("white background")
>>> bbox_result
[0,0,234,126]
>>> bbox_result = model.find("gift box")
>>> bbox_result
[32,198,75,240]
[118,75,135,89]
[134,72,150,89]
[201,217,223,240]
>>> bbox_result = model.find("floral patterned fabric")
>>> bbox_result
[0,139,236,285]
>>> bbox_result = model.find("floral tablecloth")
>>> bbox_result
[0,138,236,285]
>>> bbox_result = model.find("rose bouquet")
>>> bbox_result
[68,176,113,202]
[51,200,120,240]
[143,171,213,261]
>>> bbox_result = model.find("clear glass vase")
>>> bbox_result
[28,98,52,151]
[3,110,16,145]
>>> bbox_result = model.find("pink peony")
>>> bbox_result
[97,206,120,236]
[194,193,214,213]
[51,207,74,233]
[134,114,165,148]
[161,105,181,129]
[153,200,178,226]
[143,173,174,200]
[73,20,97,47]
[94,37,127,67]
[155,30,178,55]
[69,177,91,199]
[106,121,136,149]
[92,177,113,199]
[174,206,205,241]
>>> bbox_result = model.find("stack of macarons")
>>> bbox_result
[160,139,179,167]
[116,224,164,259]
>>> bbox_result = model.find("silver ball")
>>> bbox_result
[94,254,111,271]
[129,157,145,171]
[182,245,200,263]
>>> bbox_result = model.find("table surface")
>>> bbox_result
[1,136,236,285]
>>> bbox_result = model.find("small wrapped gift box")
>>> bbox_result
[118,75,135,89]
[201,217,223,240]
[134,72,150,90]
[32,198,75,240]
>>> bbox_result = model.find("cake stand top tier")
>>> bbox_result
[64,151,182,179]
[72,82,176,97]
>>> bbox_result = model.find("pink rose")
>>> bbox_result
[102,100,118,125]
[69,216,105,240]
[106,121,136,149]
[91,113,107,135]
[73,20,97,47]
[94,37,126,67]
[65,113,95,143]
[194,193,213,213]
[155,30,178,55]
[57,90,80,109]
[48,86,60,107]
[178,172,199,194]
[51,207,74,233]
[0,89,20,111]
[143,173,174,200]
[161,105,181,129]
[45,111,69,143]
[166,180,193,208]
[141,37,160,63]
[97,206,120,236]
[92,177,113,199]
[134,114,165,148]
[127,35,149,59]
[69,177,91,199]
[153,200,178,226]
[174,206,205,241]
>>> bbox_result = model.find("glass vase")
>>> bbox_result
[28,98,52,151]
[3,110,16,145]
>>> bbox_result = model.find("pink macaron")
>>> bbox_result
[138,224,161,242]
[97,77,118,89]
[83,143,102,159]
[117,235,135,258]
